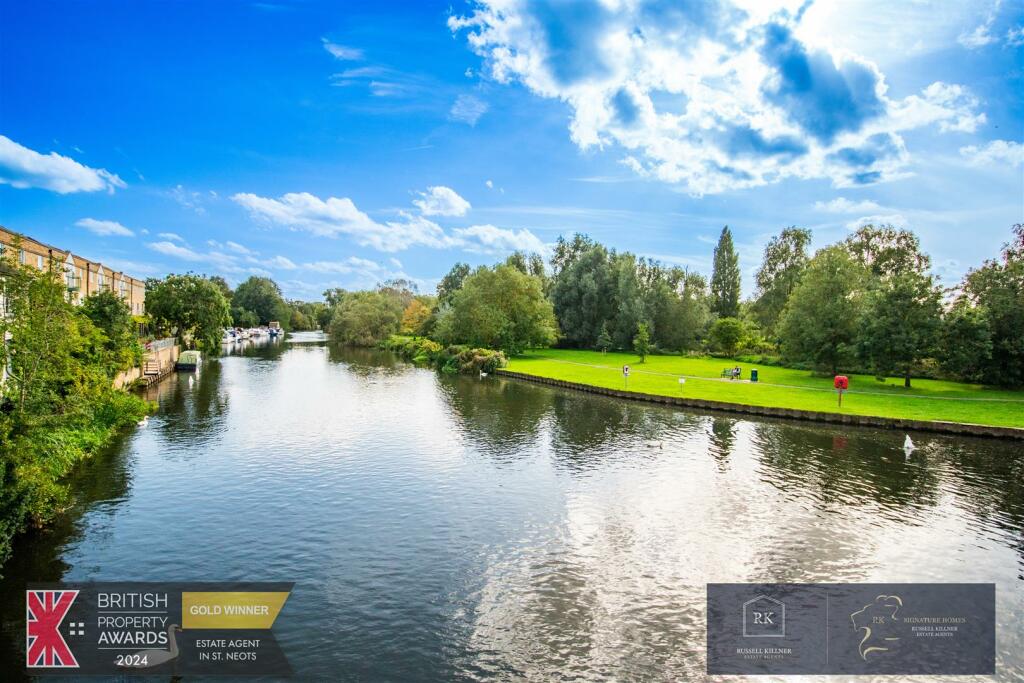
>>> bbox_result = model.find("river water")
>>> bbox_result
[1,332,1022,681]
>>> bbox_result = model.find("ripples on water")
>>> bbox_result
[1,331,1021,681]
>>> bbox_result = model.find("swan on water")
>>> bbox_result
[136,416,149,427]
[479,371,488,378]
[903,434,916,453]
[188,375,194,388]
[117,624,181,669]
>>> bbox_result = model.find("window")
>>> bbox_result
[18,249,25,264]
[37,254,44,269]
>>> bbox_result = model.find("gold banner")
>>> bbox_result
[182,591,289,629]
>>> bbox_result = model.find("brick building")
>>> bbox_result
[0,225,146,315]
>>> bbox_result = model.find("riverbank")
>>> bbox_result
[503,349,1024,432]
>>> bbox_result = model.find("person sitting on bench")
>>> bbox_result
[732,366,741,380]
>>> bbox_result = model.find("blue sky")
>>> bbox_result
[1,0,1022,300]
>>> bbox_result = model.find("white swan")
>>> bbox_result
[188,375,194,389]
[903,434,916,453]
[136,415,149,427]
[479,371,488,378]
[116,624,181,669]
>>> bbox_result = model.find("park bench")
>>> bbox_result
[721,368,741,379]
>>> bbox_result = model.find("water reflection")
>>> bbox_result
[0,339,1021,681]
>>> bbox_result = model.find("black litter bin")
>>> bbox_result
[750,369,758,383]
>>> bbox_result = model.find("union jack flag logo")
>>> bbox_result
[26,590,79,668]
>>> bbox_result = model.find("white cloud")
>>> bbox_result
[449,94,489,125]
[303,257,384,274]
[485,179,494,189]
[959,139,1024,167]
[232,191,457,252]
[389,257,403,268]
[170,184,207,214]
[226,240,255,255]
[75,218,134,237]
[413,186,471,216]
[265,255,297,270]
[322,38,363,60]
[846,213,909,230]
[158,231,185,242]
[1008,26,1024,47]
[147,241,244,272]
[813,197,883,213]
[0,135,124,194]
[958,3,999,49]
[450,2,987,195]
[452,224,547,256]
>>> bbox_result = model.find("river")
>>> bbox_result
[1,331,1022,681]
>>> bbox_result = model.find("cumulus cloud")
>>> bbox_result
[322,38,363,60]
[75,218,134,237]
[0,135,124,194]
[232,191,456,252]
[265,255,297,270]
[959,139,1024,166]
[813,197,883,213]
[452,224,547,256]
[449,94,489,125]
[225,240,255,255]
[450,1,986,194]
[147,240,244,272]
[413,186,472,216]
[233,187,541,257]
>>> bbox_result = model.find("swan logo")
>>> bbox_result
[26,590,80,668]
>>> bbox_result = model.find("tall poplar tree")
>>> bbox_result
[710,225,741,318]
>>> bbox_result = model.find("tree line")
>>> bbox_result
[0,246,150,570]
[322,223,1023,389]
[144,274,327,352]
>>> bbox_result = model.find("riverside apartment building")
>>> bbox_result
[0,225,146,314]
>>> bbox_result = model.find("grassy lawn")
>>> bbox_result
[505,349,1024,428]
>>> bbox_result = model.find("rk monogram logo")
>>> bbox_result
[742,595,786,637]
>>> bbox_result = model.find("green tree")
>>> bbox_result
[857,271,942,387]
[435,265,557,354]
[778,246,866,374]
[328,290,403,346]
[710,225,741,319]
[845,224,930,278]
[436,263,471,307]
[232,276,289,327]
[208,275,233,300]
[709,317,744,356]
[549,242,615,347]
[231,307,259,328]
[596,322,612,353]
[633,322,651,362]
[0,246,148,569]
[146,274,232,353]
[80,289,143,375]
[939,304,992,383]
[752,227,811,333]
[954,224,1024,386]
